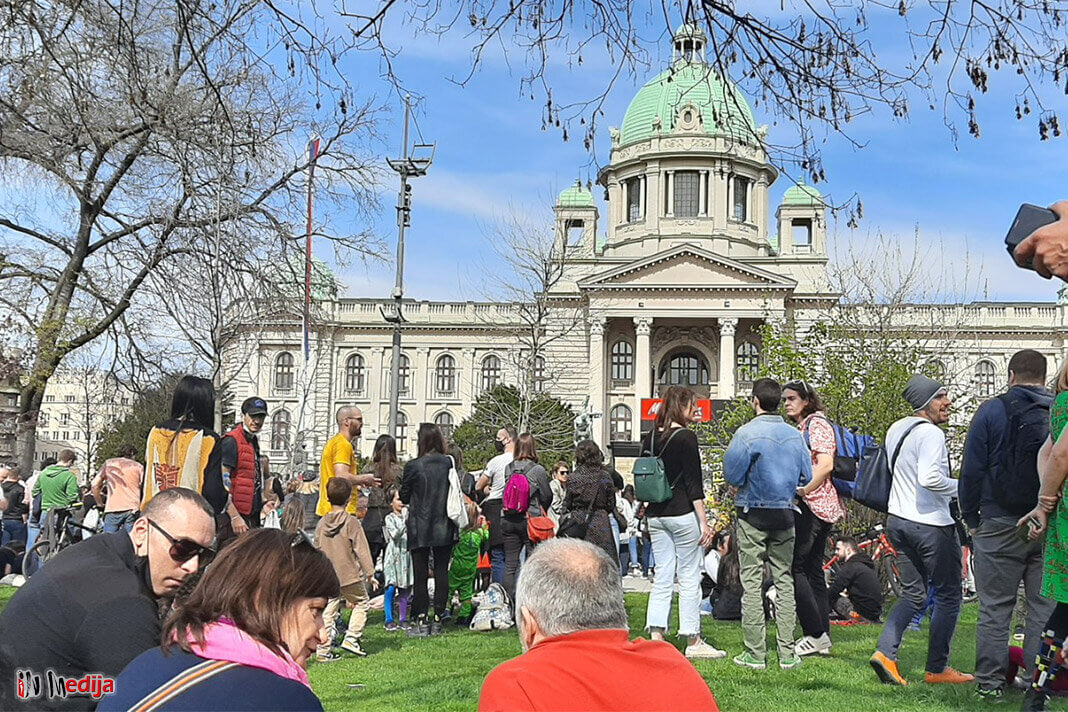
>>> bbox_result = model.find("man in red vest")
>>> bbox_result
[219,397,268,542]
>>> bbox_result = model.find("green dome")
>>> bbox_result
[782,182,823,206]
[557,181,594,208]
[619,62,758,148]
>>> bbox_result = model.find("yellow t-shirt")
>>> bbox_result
[317,432,359,516]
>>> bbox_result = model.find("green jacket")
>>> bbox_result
[33,464,79,511]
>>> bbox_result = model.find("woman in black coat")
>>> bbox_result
[399,423,457,633]
[563,440,618,564]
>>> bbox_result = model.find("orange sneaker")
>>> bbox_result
[870,651,908,686]
[924,668,975,685]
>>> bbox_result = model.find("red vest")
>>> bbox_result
[226,426,258,516]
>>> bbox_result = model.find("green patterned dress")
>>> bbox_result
[1043,390,1068,602]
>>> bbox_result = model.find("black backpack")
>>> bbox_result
[993,390,1050,516]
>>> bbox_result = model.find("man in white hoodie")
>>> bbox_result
[870,374,974,688]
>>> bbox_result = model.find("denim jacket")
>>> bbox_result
[724,414,813,510]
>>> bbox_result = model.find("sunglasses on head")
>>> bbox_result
[291,530,315,549]
[148,519,215,564]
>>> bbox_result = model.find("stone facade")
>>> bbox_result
[223,27,1068,469]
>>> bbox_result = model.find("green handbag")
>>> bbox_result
[633,428,683,503]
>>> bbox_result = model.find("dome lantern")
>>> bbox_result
[672,22,707,64]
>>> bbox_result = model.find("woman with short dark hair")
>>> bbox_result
[562,440,617,562]
[400,423,457,636]
[100,529,338,711]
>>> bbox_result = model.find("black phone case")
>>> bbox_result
[1006,203,1058,269]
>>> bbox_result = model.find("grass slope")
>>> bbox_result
[309,594,1068,711]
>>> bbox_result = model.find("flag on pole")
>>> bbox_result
[304,137,320,360]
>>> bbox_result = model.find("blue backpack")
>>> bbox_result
[804,414,876,498]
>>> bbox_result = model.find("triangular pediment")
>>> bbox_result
[578,243,796,291]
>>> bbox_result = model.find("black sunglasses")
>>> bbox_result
[291,530,315,548]
[148,519,215,564]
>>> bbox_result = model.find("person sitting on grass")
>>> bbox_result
[100,529,337,712]
[314,477,377,661]
[449,499,489,626]
[827,536,884,624]
[478,538,720,712]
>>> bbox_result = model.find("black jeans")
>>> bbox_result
[501,514,529,607]
[877,516,962,673]
[411,544,453,620]
[793,501,832,638]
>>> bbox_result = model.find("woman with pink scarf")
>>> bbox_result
[101,529,338,711]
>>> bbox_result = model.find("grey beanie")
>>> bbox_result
[903,374,946,411]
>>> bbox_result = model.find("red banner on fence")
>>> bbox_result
[640,398,714,422]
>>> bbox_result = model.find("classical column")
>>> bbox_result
[617,181,626,225]
[718,318,738,399]
[459,348,475,416]
[413,347,430,421]
[756,177,769,239]
[665,172,675,217]
[699,170,709,216]
[370,347,385,435]
[588,316,607,445]
[633,317,653,439]
[638,175,647,220]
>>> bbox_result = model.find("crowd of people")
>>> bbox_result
[4,341,1068,710]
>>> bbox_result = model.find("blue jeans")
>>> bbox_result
[26,522,39,551]
[103,511,138,533]
[641,537,655,574]
[645,512,704,637]
[877,516,963,673]
[629,538,639,567]
[1,520,26,546]
[490,546,505,584]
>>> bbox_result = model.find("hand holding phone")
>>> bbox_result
[1008,201,1068,279]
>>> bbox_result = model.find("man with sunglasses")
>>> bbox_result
[0,487,216,710]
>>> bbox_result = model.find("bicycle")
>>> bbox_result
[823,524,903,598]
[23,503,102,577]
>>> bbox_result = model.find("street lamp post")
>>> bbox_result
[384,96,434,440]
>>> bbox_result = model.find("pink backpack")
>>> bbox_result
[502,466,531,514]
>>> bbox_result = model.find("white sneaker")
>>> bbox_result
[795,633,832,657]
[685,638,727,659]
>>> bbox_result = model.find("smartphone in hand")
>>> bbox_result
[1006,204,1058,270]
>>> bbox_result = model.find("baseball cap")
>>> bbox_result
[241,397,269,416]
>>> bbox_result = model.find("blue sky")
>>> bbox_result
[329,7,1068,304]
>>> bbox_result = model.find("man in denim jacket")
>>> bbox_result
[724,378,813,671]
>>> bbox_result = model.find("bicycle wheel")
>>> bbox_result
[23,538,55,578]
[877,554,903,598]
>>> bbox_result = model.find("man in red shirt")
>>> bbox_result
[479,538,719,712]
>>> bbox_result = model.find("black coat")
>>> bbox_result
[400,453,458,550]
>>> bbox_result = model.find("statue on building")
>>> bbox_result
[574,396,594,444]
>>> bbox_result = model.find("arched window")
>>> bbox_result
[611,341,634,382]
[396,411,408,454]
[481,355,502,392]
[976,360,997,398]
[736,342,760,385]
[274,352,294,391]
[660,351,709,387]
[435,354,457,396]
[610,404,633,441]
[270,409,291,451]
[924,359,947,382]
[344,353,365,394]
[435,411,455,439]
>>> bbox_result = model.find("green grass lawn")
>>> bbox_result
[309,594,1068,712]
[1,583,1065,711]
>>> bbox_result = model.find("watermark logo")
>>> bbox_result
[15,669,115,702]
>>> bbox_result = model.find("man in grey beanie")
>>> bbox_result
[870,374,975,687]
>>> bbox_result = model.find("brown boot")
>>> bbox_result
[924,667,975,684]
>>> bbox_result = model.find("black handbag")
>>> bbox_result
[557,489,599,540]
[854,421,927,513]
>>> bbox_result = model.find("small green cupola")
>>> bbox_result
[554,180,599,256]
[776,181,827,257]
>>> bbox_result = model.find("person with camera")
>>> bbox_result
[1013,202,1068,280]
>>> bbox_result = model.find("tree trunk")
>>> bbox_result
[16,385,45,475]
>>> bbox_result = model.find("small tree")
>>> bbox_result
[452,384,576,470]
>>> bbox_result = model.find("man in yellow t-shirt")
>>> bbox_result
[317,406,379,516]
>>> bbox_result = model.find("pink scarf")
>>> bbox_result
[185,620,311,689]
